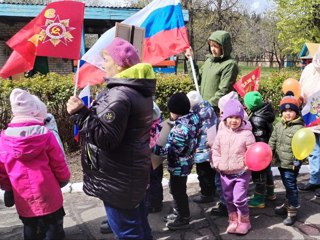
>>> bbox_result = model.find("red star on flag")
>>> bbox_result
[39,15,76,46]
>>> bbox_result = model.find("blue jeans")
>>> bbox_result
[309,133,320,185]
[104,195,152,240]
[279,167,300,207]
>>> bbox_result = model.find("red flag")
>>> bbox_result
[35,1,85,59]
[0,1,84,78]
[0,51,35,78]
[0,16,42,78]
[233,66,261,98]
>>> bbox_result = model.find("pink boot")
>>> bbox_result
[226,212,238,233]
[235,214,251,235]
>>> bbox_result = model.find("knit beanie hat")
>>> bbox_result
[104,37,140,68]
[218,91,238,111]
[153,101,161,121]
[244,91,263,111]
[280,91,300,114]
[187,90,203,109]
[10,88,47,123]
[167,92,190,116]
[221,99,244,121]
[34,95,48,120]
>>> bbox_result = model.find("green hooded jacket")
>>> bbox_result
[268,117,305,170]
[188,31,239,108]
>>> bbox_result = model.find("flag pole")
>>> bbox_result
[189,56,200,93]
[74,60,80,96]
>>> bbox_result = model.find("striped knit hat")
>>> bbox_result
[280,91,300,115]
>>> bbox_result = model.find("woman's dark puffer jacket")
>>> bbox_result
[71,73,156,209]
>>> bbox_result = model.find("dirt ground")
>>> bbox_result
[66,151,83,183]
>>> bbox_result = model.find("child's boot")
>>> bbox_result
[274,199,288,216]
[248,192,265,208]
[266,185,276,201]
[226,212,238,234]
[283,205,298,226]
[235,214,251,235]
[166,215,191,230]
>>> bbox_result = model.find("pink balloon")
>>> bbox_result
[245,142,272,171]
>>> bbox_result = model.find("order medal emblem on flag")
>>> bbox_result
[35,1,85,59]
[39,9,76,47]
[0,0,85,78]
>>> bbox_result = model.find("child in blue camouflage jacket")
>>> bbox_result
[153,92,201,230]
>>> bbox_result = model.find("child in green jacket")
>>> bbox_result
[185,30,239,113]
[268,92,304,226]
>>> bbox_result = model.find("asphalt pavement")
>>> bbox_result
[1,166,320,240]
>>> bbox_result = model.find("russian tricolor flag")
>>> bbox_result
[74,85,91,141]
[302,89,320,127]
[76,0,189,88]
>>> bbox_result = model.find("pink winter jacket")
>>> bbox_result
[0,121,70,217]
[211,120,255,175]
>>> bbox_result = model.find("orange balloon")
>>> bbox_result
[282,78,301,99]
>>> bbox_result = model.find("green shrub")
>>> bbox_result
[0,67,301,153]
[0,73,78,151]
[0,72,194,152]
[259,69,301,116]
[155,73,195,118]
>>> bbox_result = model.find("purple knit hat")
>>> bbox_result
[221,99,244,121]
[104,37,140,68]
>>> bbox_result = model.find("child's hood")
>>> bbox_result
[192,100,216,121]
[175,112,200,132]
[0,123,51,161]
[208,30,232,59]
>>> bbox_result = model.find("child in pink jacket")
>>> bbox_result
[211,99,255,235]
[0,88,70,240]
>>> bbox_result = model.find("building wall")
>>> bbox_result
[48,58,73,75]
[0,22,25,68]
[0,22,73,76]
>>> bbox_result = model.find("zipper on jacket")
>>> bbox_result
[85,144,93,170]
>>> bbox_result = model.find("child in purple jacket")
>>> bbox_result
[0,88,70,240]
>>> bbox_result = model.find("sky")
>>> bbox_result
[240,0,275,14]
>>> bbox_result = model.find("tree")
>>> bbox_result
[185,0,242,60]
[260,12,288,68]
[275,0,320,55]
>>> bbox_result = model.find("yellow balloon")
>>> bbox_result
[292,128,316,160]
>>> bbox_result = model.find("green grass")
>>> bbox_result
[237,65,279,82]
[176,62,280,82]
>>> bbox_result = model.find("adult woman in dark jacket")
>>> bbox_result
[67,38,156,239]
